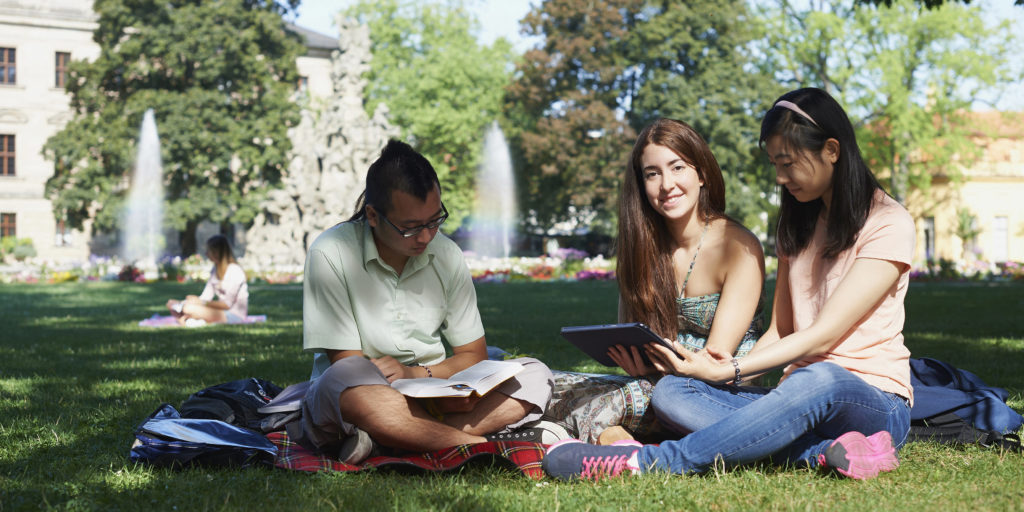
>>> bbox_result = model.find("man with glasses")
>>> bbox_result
[294,140,554,463]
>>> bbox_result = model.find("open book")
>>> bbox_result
[391,359,524,398]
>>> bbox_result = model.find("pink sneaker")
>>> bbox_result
[543,439,641,481]
[819,431,898,480]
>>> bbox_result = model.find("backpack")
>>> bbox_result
[179,378,282,431]
[130,403,277,468]
[909,357,1023,452]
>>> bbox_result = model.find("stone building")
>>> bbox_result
[0,0,357,263]
[903,112,1024,265]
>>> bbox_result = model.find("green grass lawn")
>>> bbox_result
[1,280,1022,511]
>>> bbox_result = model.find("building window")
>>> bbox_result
[55,219,73,247]
[923,217,935,262]
[992,216,1009,263]
[0,48,14,84]
[55,52,70,88]
[0,134,13,176]
[1,213,14,238]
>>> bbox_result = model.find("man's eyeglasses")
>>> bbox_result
[381,203,449,238]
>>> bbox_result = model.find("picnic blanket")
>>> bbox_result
[267,431,545,479]
[139,314,267,327]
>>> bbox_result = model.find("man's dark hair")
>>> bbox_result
[349,139,440,221]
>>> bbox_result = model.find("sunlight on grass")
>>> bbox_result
[0,280,1021,511]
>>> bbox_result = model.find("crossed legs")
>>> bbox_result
[339,384,532,451]
[300,356,551,454]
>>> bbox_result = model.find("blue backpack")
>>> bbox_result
[909,357,1023,451]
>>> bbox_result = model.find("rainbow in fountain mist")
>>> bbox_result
[468,122,517,258]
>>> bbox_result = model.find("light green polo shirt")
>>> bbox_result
[303,220,485,379]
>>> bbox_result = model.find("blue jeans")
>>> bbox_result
[637,362,910,474]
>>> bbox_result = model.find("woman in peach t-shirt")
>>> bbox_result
[544,88,914,482]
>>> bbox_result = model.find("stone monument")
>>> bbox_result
[245,16,398,270]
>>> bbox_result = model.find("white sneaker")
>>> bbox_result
[184,318,207,327]
[338,428,375,465]
[532,420,572,444]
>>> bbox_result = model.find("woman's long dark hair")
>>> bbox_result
[760,88,882,259]
[617,119,727,339]
[206,234,237,280]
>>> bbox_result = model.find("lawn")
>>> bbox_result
[1,280,1022,511]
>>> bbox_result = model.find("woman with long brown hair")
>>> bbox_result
[166,234,249,325]
[610,118,765,374]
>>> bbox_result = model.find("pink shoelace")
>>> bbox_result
[580,454,632,479]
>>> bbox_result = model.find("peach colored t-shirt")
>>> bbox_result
[781,190,915,404]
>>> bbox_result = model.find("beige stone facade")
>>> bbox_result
[906,112,1024,265]
[0,1,336,262]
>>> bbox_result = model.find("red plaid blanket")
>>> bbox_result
[267,431,545,479]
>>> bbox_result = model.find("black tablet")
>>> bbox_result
[559,322,673,367]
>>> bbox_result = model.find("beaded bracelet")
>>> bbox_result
[419,364,433,378]
[730,358,743,385]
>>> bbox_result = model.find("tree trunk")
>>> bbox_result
[180,220,199,258]
[891,160,909,205]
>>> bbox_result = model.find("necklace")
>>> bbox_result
[679,219,710,298]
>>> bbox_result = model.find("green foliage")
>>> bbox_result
[507,0,779,237]
[1,280,1022,509]
[344,0,515,232]
[506,0,642,236]
[0,236,36,261]
[43,0,305,254]
[757,0,1022,204]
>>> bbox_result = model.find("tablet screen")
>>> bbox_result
[559,322,672,367]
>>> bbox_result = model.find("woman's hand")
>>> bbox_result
[608,344,661,377]
[647,342,732,383]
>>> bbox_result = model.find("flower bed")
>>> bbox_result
[466,251,617,283]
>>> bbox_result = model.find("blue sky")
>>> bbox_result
[291,0,536,50]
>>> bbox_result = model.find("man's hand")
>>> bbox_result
[371,355,414,383]
[434,395,482,414]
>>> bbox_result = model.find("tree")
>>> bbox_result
[625,1,783,235]
[858,0,1024,8]
[507,0,778,237]
[343,0,515,232]
[44,0,304,256]
[758,0,1022,205]
[507,0,641,237]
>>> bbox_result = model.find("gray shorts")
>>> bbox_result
[292,356,554,452]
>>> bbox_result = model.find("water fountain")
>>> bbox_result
[467,122,517,258]
[121,109,164,279]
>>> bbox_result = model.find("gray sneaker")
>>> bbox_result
[338,428,375,465]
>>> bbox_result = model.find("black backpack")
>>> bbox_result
[179,378,282,431]
[909,412,1022,452]
[909,358,1023,453]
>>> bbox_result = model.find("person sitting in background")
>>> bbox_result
[166,234,249,326]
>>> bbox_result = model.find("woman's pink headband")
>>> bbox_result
[774,100,819,128]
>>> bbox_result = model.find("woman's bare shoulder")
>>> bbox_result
[718,218,764,255]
